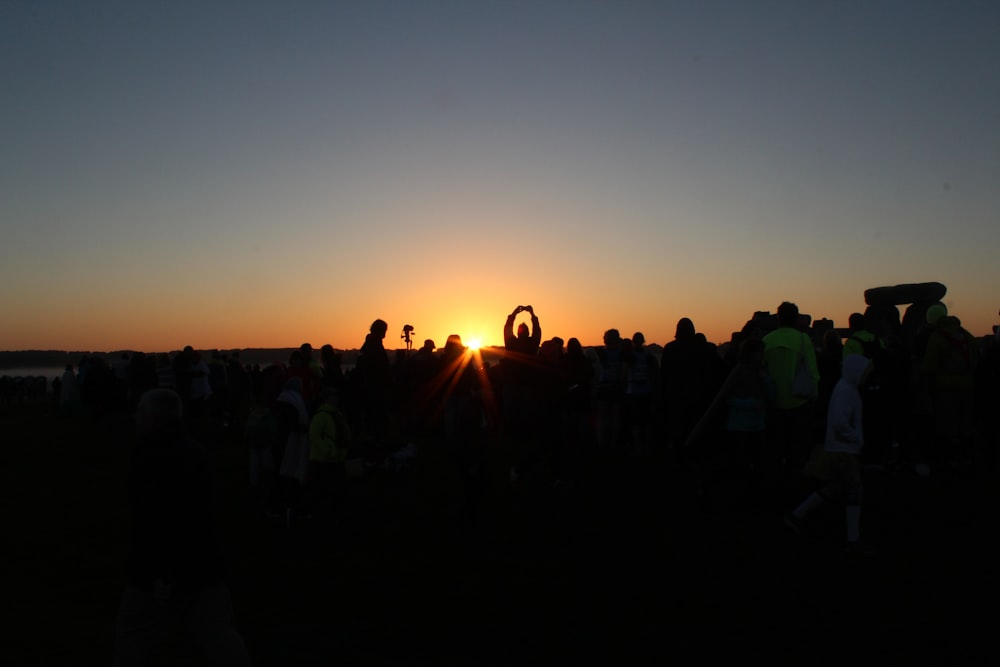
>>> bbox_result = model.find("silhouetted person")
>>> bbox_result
[226,351,251,431]
[286,346,322,412]
[762,302,818,494]
[561,337,595,485]
[357,319,391,443]
[537,337,569,482]
[625,332,658,457]
[308,386,351,520]
[274,377,311,526]
[172,346,195,407]
[438,334,488,521]
[155,353,176,390]
[244,392,277,509]
[114,388,249,666]
[844,312,893,465]
[920,304,978,470]
[687,338,773,503]
[595,328,626,454]
[815,328,844,443]
[501,305,541,480]
[660,318,721,454]
[501,305,541,410]
[319,344,345,393]
[59,363,81,416]
[187,351,213,431]
[399,338,439,437]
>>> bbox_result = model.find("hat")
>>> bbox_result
[926,304,947,325]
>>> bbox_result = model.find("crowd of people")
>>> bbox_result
[84,300,996,531]
[53,300,999,502]
[57,300,996,665]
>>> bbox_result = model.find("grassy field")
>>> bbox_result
[4,398,998,665]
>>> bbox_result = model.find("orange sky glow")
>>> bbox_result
[3,4,998,354]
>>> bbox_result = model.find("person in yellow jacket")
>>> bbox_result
[762,301,819,491]
[308,387,352,516]
[920,304,977,469]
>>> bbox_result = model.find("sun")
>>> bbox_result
[466,338,482,350]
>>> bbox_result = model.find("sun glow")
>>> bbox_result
[466,338,482,350]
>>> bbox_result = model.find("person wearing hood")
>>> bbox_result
[785,354,875,554]
[274,377,311,526]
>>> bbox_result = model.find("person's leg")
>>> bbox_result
[845,480,864,544]
[790,490,825,521]
[184,584,251,666]
[113,587,171,667]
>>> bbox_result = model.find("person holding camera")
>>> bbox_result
[502,305,542,481]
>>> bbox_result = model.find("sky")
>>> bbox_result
[2,0,999,352]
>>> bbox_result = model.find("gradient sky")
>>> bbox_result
[3,1,998,352]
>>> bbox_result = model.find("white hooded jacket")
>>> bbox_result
[824,353,871,455]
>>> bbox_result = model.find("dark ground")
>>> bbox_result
[4,401,998,665]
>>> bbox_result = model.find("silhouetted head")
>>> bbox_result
[926,303,947,326]
[567,337,583,356]
[370,319,388,338]
[848,313,866,332]
[675,318,696,340]
[632,332,645,346]
[541,339,562,361]
[777,302,799,328]
[135,388,183,437]
[823,329,844,354]
[603,329,621,347]
[517,322,530,339]
[421,339,435,352]
[444,334,465,356]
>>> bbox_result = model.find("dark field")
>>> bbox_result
[5,400,998,665]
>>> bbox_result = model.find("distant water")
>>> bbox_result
[0,366,64,393]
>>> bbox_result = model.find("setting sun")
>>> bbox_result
[466,338,482,351]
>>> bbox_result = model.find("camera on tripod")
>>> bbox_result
[401,324,415,351]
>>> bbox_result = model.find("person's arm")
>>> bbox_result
[831,397,862,445]
[504,306,520,346]
[525,305,541,346]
